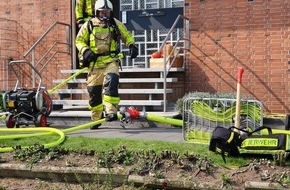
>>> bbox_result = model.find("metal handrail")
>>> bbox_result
[158,15,190,112]
[35,41,68,69]
[23,21,71,87]
[24,21,70,57]
[39,51,68,74]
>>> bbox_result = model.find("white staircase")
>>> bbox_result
[51,67,185,111]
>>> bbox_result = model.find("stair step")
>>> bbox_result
[52,89,173,94]
[53,78,178,83]
[52,100,164,106]
[60,67,185,74]
[52,68,184,111]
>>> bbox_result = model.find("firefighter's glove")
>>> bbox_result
[79,57,89,68]
[83,49,98,63]
[129,44,138,59]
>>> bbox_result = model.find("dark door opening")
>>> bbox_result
[72,0,120,69]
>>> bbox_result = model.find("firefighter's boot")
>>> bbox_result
[106,113,118,122]
[90,111,104,130]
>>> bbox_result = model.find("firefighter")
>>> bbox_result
[75,0,138,129]
[75,0,96,30]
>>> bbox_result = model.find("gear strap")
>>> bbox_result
[87,19,122,70]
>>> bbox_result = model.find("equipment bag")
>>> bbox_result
[240,130,287,154]
[209,125,288,163]
[209,126,243,163]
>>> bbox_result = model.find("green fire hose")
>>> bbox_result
[0,118,105,153]
[145,113,183,127]
[0,110,183,153]
[191,100,262,123]
[0,127,65,152]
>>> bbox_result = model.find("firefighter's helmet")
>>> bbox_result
[95,0,113,21]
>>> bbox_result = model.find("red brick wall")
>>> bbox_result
[0,18,18,91]
[0,0,72,91]
[185,0,290,114]
[1,0,290,114]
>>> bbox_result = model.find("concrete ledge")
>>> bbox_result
[0,164,127,184]
[128,175,221,190]
[0,164,288,190]
[244,181,286,190]
[0,164,223,190]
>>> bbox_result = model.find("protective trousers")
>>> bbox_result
[86,61,120,121]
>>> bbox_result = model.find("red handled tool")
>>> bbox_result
[234,67,244,129]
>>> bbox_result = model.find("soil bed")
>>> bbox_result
[0,150,290,190]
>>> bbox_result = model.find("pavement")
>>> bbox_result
[48,107,185,142]
[0,107,287,143]
[0,107,185,142]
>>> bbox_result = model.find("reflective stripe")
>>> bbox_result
[239,149,284,154]
[118,53,124,59]
[88,103,103,112]
[241,138,278,147]
[76,17,136,69]
[76,17,135,63]
[227,132,234,143]
[114,19,135,47]
[103,95,120,105]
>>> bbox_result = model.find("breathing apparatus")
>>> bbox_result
[95,0,113,24]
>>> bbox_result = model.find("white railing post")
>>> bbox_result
[160,15,190,112]
[163,45,167,112]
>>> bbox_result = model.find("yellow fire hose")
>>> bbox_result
[0,118,106,153]
[0,62,181,153]
[1,65,287,153]
[0,127,65,152]
[0,114,5,121]
[0,110,183,153]
[0,67,143,153]
[48,67,88,94]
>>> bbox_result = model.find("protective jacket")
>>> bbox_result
[75,17,135,121]
[75,0,96,25]
[76,17,135,68]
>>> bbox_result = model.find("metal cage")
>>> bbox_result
[182,97,263,144]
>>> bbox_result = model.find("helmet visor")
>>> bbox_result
[97,9,111,20]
